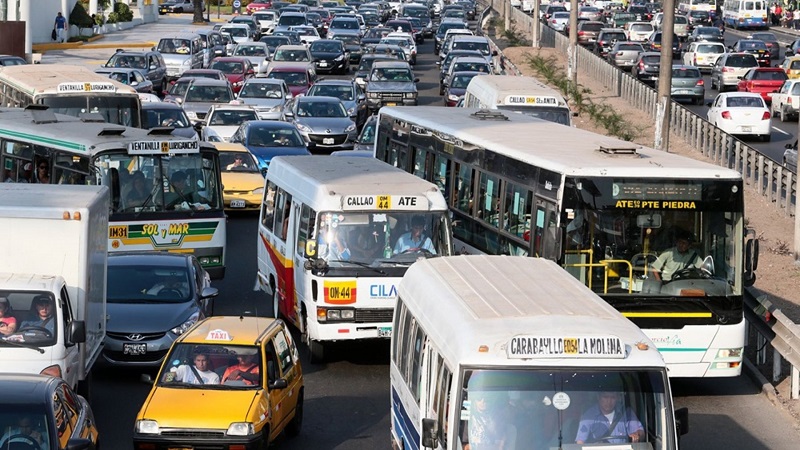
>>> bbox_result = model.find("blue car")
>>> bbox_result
[229,120,311,172]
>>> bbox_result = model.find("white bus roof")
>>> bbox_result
[380,106,741,180]
[0,64,138,96]
[399,255,666,368]
[267,156,449,212]
[467,75,570,108]
[0,108,211,156]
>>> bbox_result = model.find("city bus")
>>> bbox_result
[376,106,759,378]
[0,64,141,127]
[722,0,768,29]
[678,0,717,15]
[462,75,573,126]
[256,156,452,362]
[0,107,226,278]
[391,255,688,450]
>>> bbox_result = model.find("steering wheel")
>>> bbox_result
[16,326,53,339]
[670,267,708,281]
[2,434,42,450]
[596,435,631,443]
[400,248,435,257]
[158,289,183,298]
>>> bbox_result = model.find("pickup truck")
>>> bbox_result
[770,79,800,122]
[365,60,418,113]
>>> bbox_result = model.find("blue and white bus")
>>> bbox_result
[722,0,768,29]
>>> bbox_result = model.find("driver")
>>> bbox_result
[393,215,436,255]
[0,416,46,448]
[651,231,702,282]
[20,295,55,334]
[576,390,644,444]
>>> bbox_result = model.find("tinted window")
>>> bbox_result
[727,55,758,67]
[673,68,701,78]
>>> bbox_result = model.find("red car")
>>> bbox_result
[737,67,788,103]
[265,64,316,97]
[245,1,271,14]
[208,57,255,94]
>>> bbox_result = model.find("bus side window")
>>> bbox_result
[454,163,474,214]
[296,204,316,256]
[261,181,277,231]
[273,189,293,241]
[438,363,452,444]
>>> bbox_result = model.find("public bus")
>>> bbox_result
[256,156,452,362]
[678,0,717,15]
[391,255,688,450]
[0,64,141,127]
[376,106,759,378]
[721,0,768,29]
[462,75,572,126]
[0,107,226,278]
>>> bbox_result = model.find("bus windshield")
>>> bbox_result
[93,152,223,214]
[458,368,672,449]
[313,211,449,268]
[41,95,140,127]
[562,177,741,297]
[498,105,571,126]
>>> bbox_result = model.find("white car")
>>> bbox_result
[548,11,571,32]
[231,42,271,74]
[706,92,771,142]
[381,33,418,65]
[252,11,277,35]
[202,104,260,142]
[219,24,253,44]
[626,22,655,42]
[682,42,726,72]
[290,25,321,46]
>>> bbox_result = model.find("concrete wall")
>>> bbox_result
[7,0,77,44]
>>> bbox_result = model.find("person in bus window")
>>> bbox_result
[651,231,702,282]
[394,215,436,254]
[124,170,150,208]
[35,161,50,184]
[0,296,18,336]
[575,390,644,444]
[461,390,516,450]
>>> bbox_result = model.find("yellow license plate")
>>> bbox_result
[564,338,578,354]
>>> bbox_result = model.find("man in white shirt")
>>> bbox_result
[169,353,220,385]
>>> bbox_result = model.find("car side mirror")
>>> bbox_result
[65,438,93,450]
[201,287,219,299]
[175,98,183,105]
[131,81,139,86]
[706,101,713,107]
[675,407,689,436]
[414,77,419,82]
[150,64,157,70]
[284,110,294,118]
[269,378,288,389]
[67,320,86,346]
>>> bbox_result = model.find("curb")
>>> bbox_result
[81,42,157,49]
[33,35,155,53]
[743,358,781,405]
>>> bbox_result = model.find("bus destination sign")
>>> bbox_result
[612,182,702,201]
[505,95,559,106]
[506,335,625,359]
[57,82,116,93]
[128,140,200,155]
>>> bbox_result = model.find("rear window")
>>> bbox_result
[673,68,700,78]
[631,24,653,31]
[753,70,787,81]
[582,23,603,32]
[727,54,758,67]
[619,44,643,51]
[642,55,660,64]
[674,16,688,24]
[725,96,765,108]
[697,44,724,53]
[604,32,626,41]
[792,83,800,95]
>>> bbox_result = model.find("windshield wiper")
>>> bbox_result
[327,260,387,275]
[0,337,45,354]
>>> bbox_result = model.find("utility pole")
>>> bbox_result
[532,0,541,47]
[567,0,578,89]
[655,0,676,151]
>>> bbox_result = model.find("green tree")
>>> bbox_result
[193,0,205,23]
[69,2,94,29]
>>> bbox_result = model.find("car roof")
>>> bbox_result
[221,23,250,29]
[312,79,354,86]
[268,63,312,72]
[96,67,143,74]
[188,78,232,86]
[212,56,251,63]
[179,316,283,346]
[160,32,202,39]
[451,56,489,63]
[248,120,299,130]
[275,44,309,51]
[298,95,343,103]
[0,374,62,406]
[108,251,192,267]
[373,60,411,68]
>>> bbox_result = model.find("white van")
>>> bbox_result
[463,74,573,126]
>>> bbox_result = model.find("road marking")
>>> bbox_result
[772,127,792,135]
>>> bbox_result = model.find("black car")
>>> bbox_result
[0,54,27,66]
[748,32,780,60]
[731,39,771,67]
[0,374,98,450]
[309,39,350,74]
[331,32,364,65]
[687,26,724,44]
[645,31,681,59]
[362,26,392,46]
[593,29,627,57]
[103,49,169,94]
[631,51,661,85]
[687,10,711,30]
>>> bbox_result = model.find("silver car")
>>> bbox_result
[578,6,604,21]
[237,78,293,120]
[282,96,357,152]
[710,52,759,92]
[606,41,644,69]
[549,12,571,32]
[231,42,271,74]
[666,65,705,105]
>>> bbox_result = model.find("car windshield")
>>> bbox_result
[210,60,246,74]
[240,82,284,98]
[697,27,722,36]
[452,41,490,55]
[751,33,776,41]
[0,412,53,448]
[740,41,768,50]
[268,71,309,86]
[279,15,306,26]
[725,96,765,107]
[381,38,410,48]
[222,27,249,38]
[308,84,354,100]
[234,45,267,56]
[274,49,310,61]
[107,265,191,303]
[220,152,260,173]
[332,19,359,29]
[209,109,259,125]
[311,41,342,52]
[185,85,233,102]
[298,101,347,117]
[108,54,148,69]
[371,67,414,81]
[142,107,192,128]
[157,343,264,389]
[107,72,133,84]
[248,127,305,146]
[453,62,489,72]
[0,291,59,347]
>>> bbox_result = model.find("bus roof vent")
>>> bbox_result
[79,112,107,123]
[470,109,509,121]
[148,126,177,135]
[597,145,639,156]
[25,106,58,124]
[97,127,127,136]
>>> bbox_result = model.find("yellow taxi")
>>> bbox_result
[215,142,265,211]
[781,56,800,79]
[133,316,304,450]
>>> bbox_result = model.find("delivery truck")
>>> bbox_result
[0,184,108,399]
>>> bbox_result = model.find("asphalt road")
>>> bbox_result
[44,15,800,449]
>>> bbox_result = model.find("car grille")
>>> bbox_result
[104,349,168,362]
[160,429,226,439]
[308,133,348,145]
[354,308,393,323]
[379,93,404,101]
[107,331,167,341]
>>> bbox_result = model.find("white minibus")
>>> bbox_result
[256,156,453,362]
[462,74,572,126]
[391,255,688,450]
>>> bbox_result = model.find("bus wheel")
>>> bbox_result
[302,314,324,363]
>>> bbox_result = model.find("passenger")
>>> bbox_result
[575,390,644,444]
[0,416,46,447]
[351,227,381,260]
[226,154,249,170]
[328,229,351,260]
[20,295,55,334]
[393,215,436,254]
[221,351,260,385]
[0,296,18,335]
[124,170,150,208]
[461,388,516,449]
[169,353,220,385]
[651,231,702,282]
[18,162,32,183]
[176,41,190,54]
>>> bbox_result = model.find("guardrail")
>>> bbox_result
[484,0,800,399]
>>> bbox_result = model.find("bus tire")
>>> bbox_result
[285,389,304,437]
[302,314,324,363]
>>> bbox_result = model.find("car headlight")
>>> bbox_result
[368,92,380,98]
[346,106,355,115]
[404,92,416,99]
[253,187,264,195]
[345,124,356,132]
[227,422,255,436]
[171,311,200,336]
[335,54,345,61]
[135,420,160,435]
[448,94,459,101]
[181,59,191,66]
[295,122,312,132]
[186,111,198,119]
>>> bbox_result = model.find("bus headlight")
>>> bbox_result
[226,422,255,436]
[717,348,743,358]
[135,420,160,434]
[318,308,355,322]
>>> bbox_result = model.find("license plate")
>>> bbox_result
[678,90,691,94]
[230,199,246,208]
[741,126,752,132]
[378,327,392,338]
[323,138,334,144]
[385,102,397,106]
[319,62,328,67]
[123,343,147,355]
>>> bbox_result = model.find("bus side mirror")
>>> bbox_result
[744,228,759,287]
[421,418,439,448]
[675,407,689,436]
[67,320,86,346]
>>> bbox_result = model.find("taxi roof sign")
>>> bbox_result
[128,140,200,155]
[57,82,117,93]
[342,194,428,211]
[506,335,625,359]
[206,329,233,341]
[504,95,560,106]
